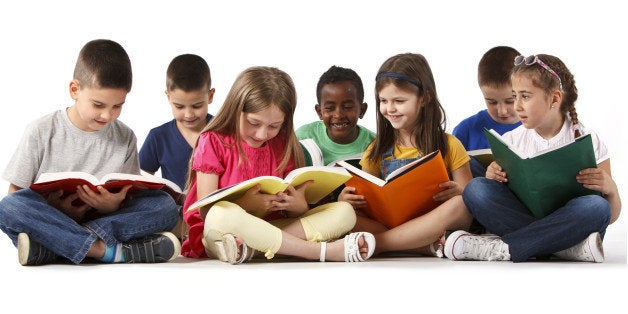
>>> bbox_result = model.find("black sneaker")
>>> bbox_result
[121,232,181,263]
[17,233,58,266]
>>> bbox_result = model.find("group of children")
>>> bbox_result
[0,39,620,266]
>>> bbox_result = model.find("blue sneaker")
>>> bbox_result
[121,232,181,263]
[18,233,58,266]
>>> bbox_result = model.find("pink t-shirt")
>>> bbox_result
[182,131,294,258]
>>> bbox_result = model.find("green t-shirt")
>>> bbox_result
[296,121,376,165]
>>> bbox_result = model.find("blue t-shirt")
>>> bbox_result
[452,109,521,150]
[139,114,212,190]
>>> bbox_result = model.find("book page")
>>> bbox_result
[336,161,386,187]
[35,172,99,185]
[384,150,438,181]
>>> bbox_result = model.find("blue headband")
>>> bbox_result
[375,72,421,88]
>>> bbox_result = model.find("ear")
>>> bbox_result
[314,104,323,119]
[208,88,215,104]
[359,102,368,119]
[69,80,80,100]
[550,89,563,109]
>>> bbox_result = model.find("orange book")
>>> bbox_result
[336,150,449,228]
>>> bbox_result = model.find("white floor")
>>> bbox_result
[1,220,626,314]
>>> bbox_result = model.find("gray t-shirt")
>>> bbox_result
[3,109,140,188]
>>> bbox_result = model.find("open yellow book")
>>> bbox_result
[185,166,351,212]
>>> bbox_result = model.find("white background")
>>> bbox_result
[0,0,626,312]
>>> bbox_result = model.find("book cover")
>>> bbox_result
[484,128,599,218]
[30,172,183,201]
[186,166,352,212]
[467,148,494,168]
[337,150,450,229]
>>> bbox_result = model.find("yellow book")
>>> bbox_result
[185,166,351,212]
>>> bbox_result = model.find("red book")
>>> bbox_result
[30,171,183,203]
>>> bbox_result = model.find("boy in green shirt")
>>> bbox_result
[297,65,375,166]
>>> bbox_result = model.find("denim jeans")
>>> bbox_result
[0,188,179,264]
[462,177,611,262]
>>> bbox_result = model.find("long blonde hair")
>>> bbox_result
[184,66,304,193]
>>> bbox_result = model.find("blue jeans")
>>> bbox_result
[462,177,611,262]
[0,188,179,264]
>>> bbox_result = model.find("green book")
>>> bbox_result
[483,128,599,218]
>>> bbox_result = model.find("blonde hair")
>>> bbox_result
[184,66,304,192]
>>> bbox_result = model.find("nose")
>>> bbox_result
[255,127,268,140]
[332,106,344,118]
[497,103,508,116]
[184,107,195,118]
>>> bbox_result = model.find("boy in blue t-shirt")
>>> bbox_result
[453,46,522,177]
[139,54,214,192]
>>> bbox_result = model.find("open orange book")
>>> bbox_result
[336,150,449,228]
[29,172,183,202]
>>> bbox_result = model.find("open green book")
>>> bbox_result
[484,128,599,218]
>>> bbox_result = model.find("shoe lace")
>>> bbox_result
[463,236,509,261]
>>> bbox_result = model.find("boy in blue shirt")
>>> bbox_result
[139,54,214,192]
[0,39,180,266]
[453,46,521,177]
[297,65,375,166]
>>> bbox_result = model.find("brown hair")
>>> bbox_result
[478,46,520,88]
[368,53,448,162]
[512,54,581,137]
[73,39,132,91]
[166,54,211,92]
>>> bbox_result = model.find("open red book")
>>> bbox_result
[30,171,183,203]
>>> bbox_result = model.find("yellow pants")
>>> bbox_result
[202,201,356,259]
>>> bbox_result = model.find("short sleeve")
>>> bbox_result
[444,134,470,172]
[192,132,225,176]
[139,130,160,173]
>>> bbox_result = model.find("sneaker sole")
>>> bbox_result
[159,231,182,262]
[588,233,605,263]
[443,230,470,260]
[17,233,30,266]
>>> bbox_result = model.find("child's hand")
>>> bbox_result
[46,190,90,221]
[234,184,283,213]
[577,167,618,196]
[76,184,132,214]
[486,161,508,182]
[433,180,462,202]
[271,180,312,217]
[338,186,367,209]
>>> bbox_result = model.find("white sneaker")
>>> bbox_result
[444,230,510,261]
[553,232,604,263]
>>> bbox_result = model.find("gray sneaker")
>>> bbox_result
[553,232,604,263]
[444,230,510,261]
[17,233,58,266]
[122,232,181,263]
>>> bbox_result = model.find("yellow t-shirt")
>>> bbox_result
[360,133,469,178]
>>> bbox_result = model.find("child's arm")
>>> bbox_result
[75,184,133,215]
[486,161,508,182]
[338,186,367,209]
[271,181,313,217]
[433,162,473,202]
[577,159,621,223]
[195,171,283,219]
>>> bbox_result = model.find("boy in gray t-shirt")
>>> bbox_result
[0,39,181,266]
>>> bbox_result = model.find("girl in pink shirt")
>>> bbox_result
[182,66,375,264]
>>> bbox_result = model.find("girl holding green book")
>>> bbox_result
[444,54,621,263]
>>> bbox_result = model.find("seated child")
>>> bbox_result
[297,65,375,166]
[0,39,180,266]
[139,54,215,192]
[453,46,521,177]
